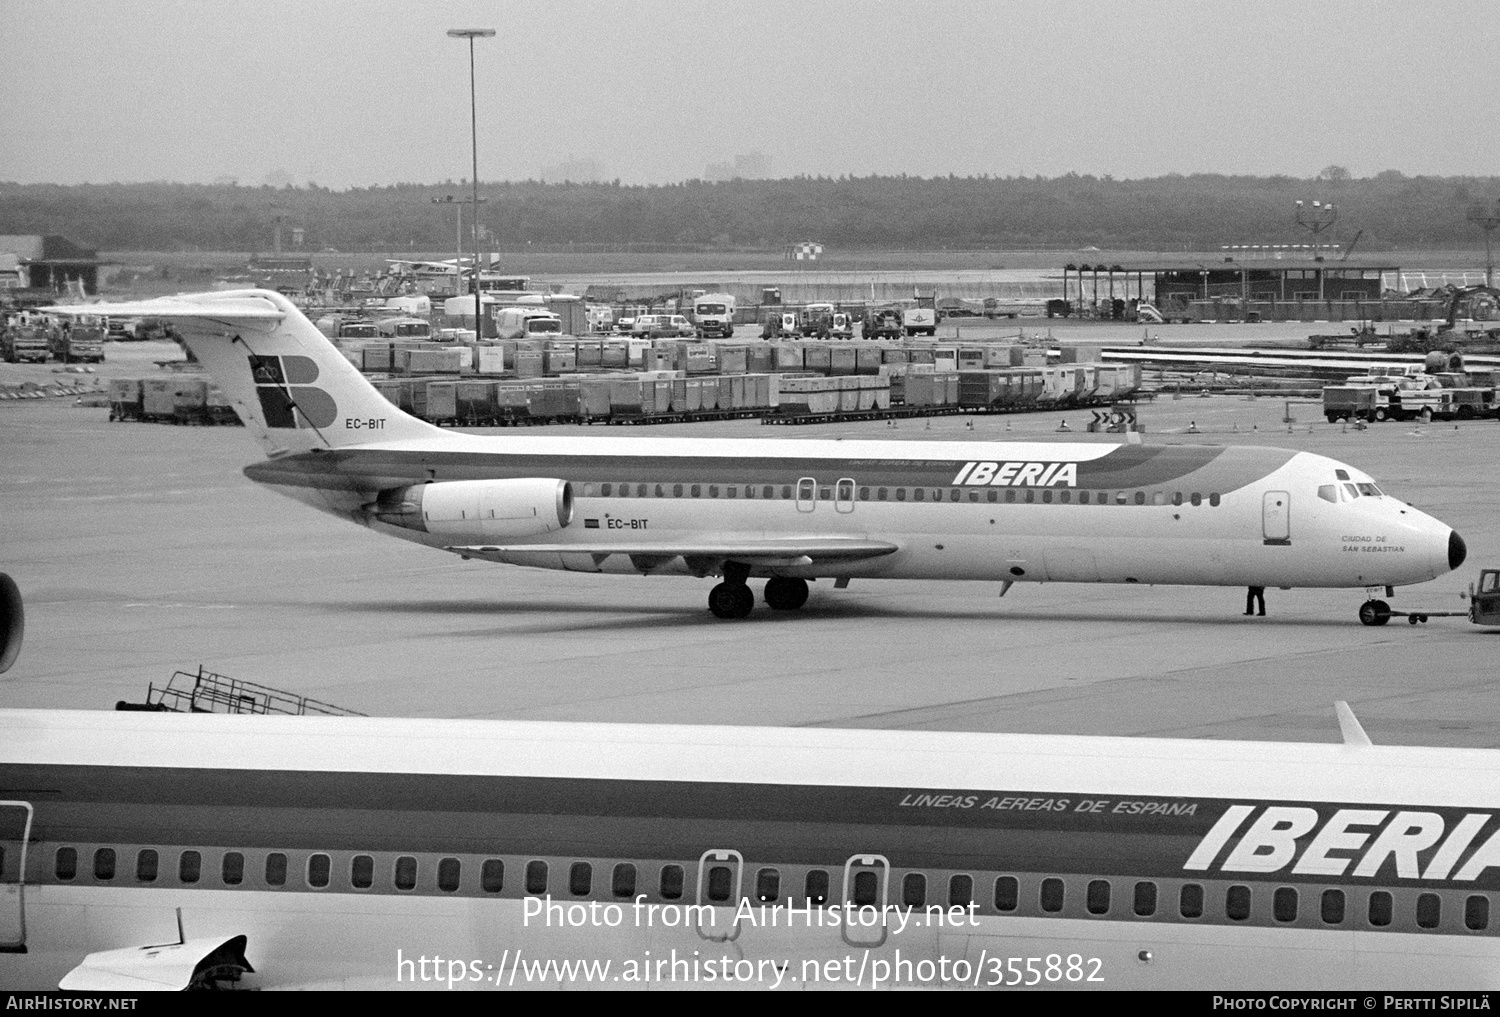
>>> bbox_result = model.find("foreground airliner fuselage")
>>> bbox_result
[2,709,1498,990]
[47,291,1465,622]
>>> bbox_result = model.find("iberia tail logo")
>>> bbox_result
[249,354,337,429]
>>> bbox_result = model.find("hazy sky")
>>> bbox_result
[2,0,1495,188]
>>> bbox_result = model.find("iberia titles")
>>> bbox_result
[951,461,1079,487]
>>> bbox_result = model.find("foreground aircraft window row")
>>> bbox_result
[39,845,1494,935]
[580,482,1223,508]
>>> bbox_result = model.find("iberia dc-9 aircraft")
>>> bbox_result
[2,705,1499,990]
[48,290,1465,624]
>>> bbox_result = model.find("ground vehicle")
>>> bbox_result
[48,317,105,363]
[829,311,854,339]
[631,314,694,338]
[493,307,562,340]
[1,316,52,363]
[797,302,836,338]
[586,304,614,333]
[862,306,904,340]
[337,321,379,340]
[376,317,432,340]
[613,305,648,333]
[761,311,800,339]
[692,293,735,338]
[1471,569,1500,626]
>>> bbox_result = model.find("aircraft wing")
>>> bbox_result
[42,294,287,322]
[449,538,899,568]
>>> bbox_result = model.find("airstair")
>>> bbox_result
[116,665,365,717]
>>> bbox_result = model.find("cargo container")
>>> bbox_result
[882,348,910,365]
[372,379,403,409]
[653,379,672,414]
[456,380,499,423]
[717,375,735,411]
[957,347,986,371]
[514,351,545,379]
[747,346,774,374]
[108,378,144,421]
[361,344,393,373]
[609,378,649,415]
[804,345,833,374]
[579,377,612,419]
[601,341,629,369]
[774,343,804,371]
[717,345,748,375]
[476,346,507,375]
[402,348,463,375]
[683,346,716,375]
[933,347,958,372]
[776,375,841,415]
[829,347,856,377]
[670,378,689,413]
[425,381,458,423]
[684,378,704,412]
[838,376,860,413]
[545,350,577,374]
[496,382,530,421]
[855,348,883,375]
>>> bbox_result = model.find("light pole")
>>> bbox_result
[1295,199,1338,300]
[430,194,488,297]
[1468,199,1500,288]
[447,27,495,332]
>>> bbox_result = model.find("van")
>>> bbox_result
[493,307,563,340]
[376,317,433,340]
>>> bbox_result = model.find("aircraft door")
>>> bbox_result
[695,849,744,943]
[1263,491,1291,545]
[0,801,33,953]
[840,854,890,948]
[835,478,856,514]
[796,477,817,513]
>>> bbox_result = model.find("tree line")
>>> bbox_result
[0,172,1494,253]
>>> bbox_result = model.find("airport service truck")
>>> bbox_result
[48,318,105,363]
[493,308,563,340]
[2,317,53,363]
[692,293,736,338]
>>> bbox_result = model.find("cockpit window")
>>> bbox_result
[1356,483,1381,497]
[1344,484,1360,500]
[1318,485,1337,503]
[1335,469,1350,481]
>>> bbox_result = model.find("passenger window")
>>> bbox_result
[707,865,732,903]
[727,486,736,498]
[1273,886,1297,922]
[637,484,648,497]
[798,479,815,502]
[1319,485,1337,503]
[1209,493,1221,507]
[1226,885,1251,921]
[949,874,973,907]
[1006,490,1016,503]
[896,488,906,501]
[987,490,998,503]
[949,489,960,502]
[1024,489,1035,503]
[570,862,592,896]
[617,484,628,497]
[601,483,612,496]
[777,486,788,499]
[1078,491,1089,504]
[1134,491,1145,505]
[1115,491,1127,504]
[1416,893,1441,929]
[859,487,869,500]
[673,484,683,497]
[903,873,926,907]
[1368,891,1393,927]
[351,855,373,890]
[820,488,832,501]
[852,870,878,906]
[136,849,158,883]
[1059,490,1071,503]
[914,488,925,502]
[1040,877,1064,913]
[660,864,684,900]
[1190,492,1202,506]
[222,852,244,886]
[1173,492,1183,506]
[994,876,1018,911]
[395,856,418,891]
[691,484,701,498]
[1086,879,1110,915]
[438,857,461,893]
[1466,895,1490,931]
[757,868,780,903]
[1133,881,1156,916]
[708,485,718,498]
[1321,888,1345,924]
[1042,490,1053,504]
[1151,491,1164,505]
[1180,883,1204,918]
[93,848,116,881]
[305,853,327,889]
[655,484,665,497]
[265,853,287,886]
[583,484,597,497]
[838,480,855,502]
[479,859,503,894]
[877,488,888,501]
[55,847,77,881]
[612,863,635,898]
[526,860,549,895]
[805,869,828,906]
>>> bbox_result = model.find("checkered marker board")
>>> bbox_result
[787,242,823,261]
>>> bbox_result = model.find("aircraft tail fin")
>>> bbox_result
[46,290,443,455]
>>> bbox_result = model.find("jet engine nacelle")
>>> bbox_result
[374,478,573,539]
[0,573,21,674]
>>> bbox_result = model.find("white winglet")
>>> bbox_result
[1335,700,1373,747]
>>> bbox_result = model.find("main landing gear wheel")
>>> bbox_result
[764,577,810,611]
[708,581,755,619]
[1358,599,1392,626]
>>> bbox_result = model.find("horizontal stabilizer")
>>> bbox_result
[43,294,286,322]
[450,539,899,565]
[59,934,253,991]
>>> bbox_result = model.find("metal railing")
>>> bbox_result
[141,666,365,717]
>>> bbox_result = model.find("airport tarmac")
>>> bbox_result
[3,343,1498,748]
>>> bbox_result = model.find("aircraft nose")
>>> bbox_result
[1450,530,1468,572]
